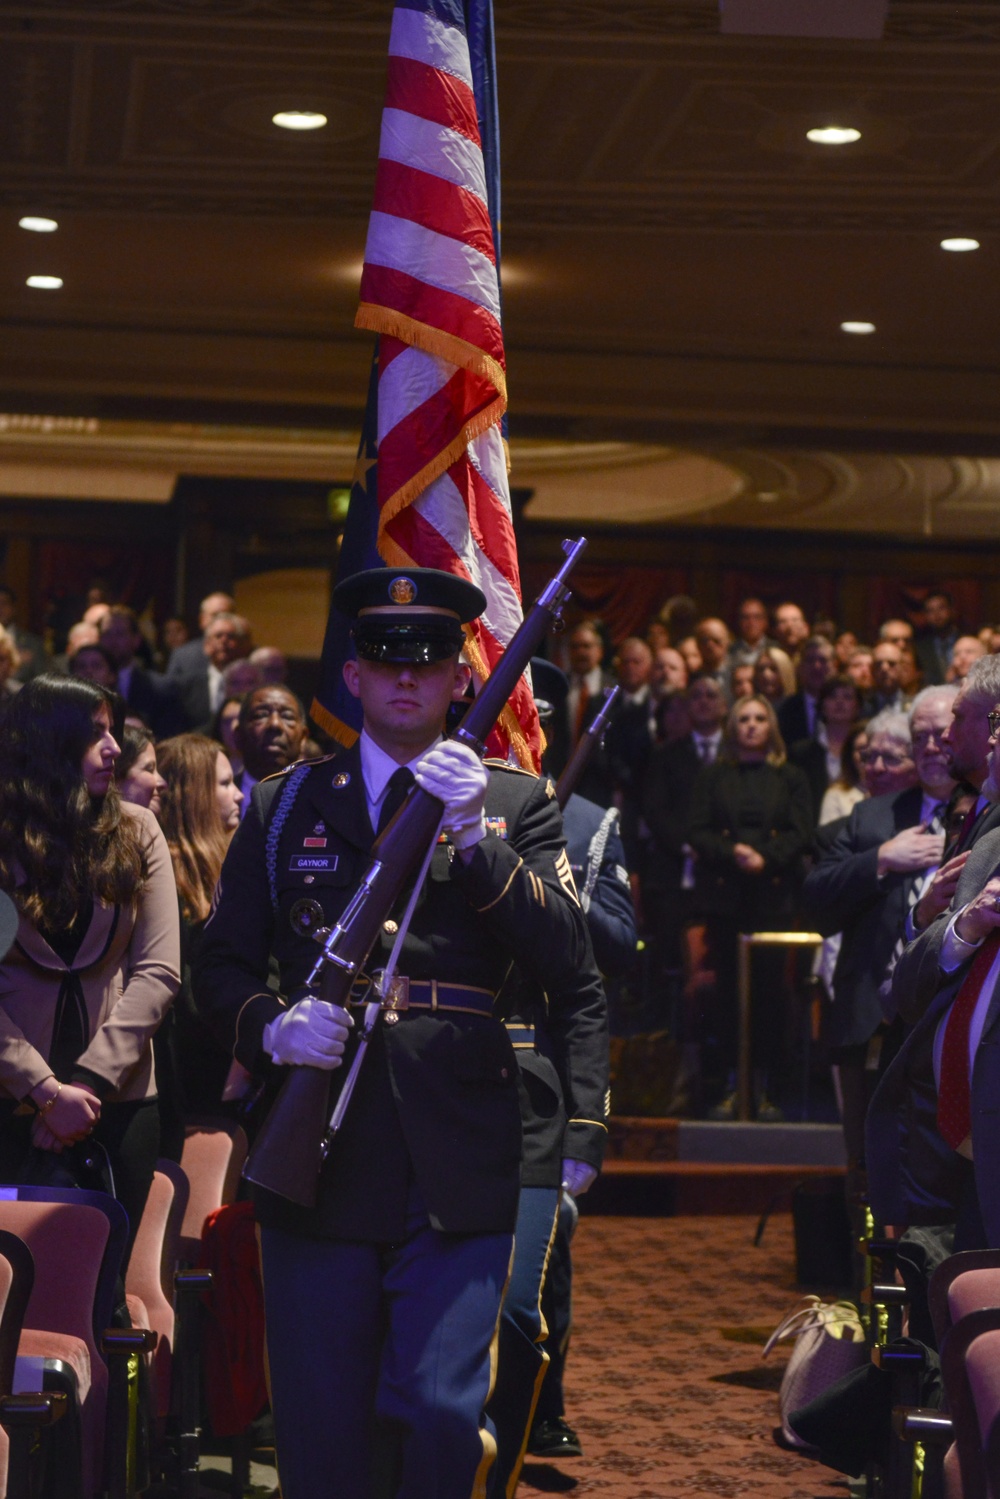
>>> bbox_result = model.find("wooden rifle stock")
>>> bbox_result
[243,536,588,1206]
[554,684,620,812]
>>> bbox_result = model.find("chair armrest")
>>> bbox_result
[863,1283,910,1307]
[0,1392,67,1430]
[101,1328,158,1357]
[893,1408,953,1446]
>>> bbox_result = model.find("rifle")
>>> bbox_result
[243,536,588,1207]
[554,684,620,811]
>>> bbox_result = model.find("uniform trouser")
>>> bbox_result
[259,1199,513,1499]
[488,1186,560,1498]
[534,1192,579,1425]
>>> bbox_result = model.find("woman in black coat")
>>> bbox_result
[687,694,814,1117]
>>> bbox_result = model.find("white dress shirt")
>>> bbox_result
[691,730,721,765]
[567,666,604,738]
[359,730,441,830]
[207,661,224,714]
[238,769,259,819]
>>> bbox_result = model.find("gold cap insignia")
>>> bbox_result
[389,576,417,605]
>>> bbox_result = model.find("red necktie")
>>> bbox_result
[953,800,982,854]
[937,928,1000,1148]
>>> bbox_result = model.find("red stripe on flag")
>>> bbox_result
[384,503,542,767]
[360,263,505,370]
[385,54,480,144]
[373,158,495,263]
[447,455,520,588]
[378,334,408,375]
[378,368,495,510]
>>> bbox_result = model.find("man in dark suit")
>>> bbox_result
[604,636,653,867]
[165,589,234,672]
[777,634,835,746]
[802,693,955,1183]
[914,589,959,687]
[99,606,183,739]
[194,567,602,1499]
[169,610,251,730]
[561,620,615,806]
[871,818,1000,1249]
[935,655,1000,859]
[642,675,727,1027]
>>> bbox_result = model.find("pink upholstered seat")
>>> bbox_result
[178,1125,247,1264]
[0,1201,113,1497]
[125,1168,178,1419]
[950,1273,1000,1328]
[0,1249,14,1499]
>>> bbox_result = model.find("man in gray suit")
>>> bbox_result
[868,703,1000,1249]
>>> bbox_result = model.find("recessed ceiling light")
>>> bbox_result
[841,321,875,334]
[26,275,63,290]
[272,110,328,131]
[19,216,58,233]
[806,126,862,145]
[940,237,980,253]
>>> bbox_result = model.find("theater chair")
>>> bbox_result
[177,1122,247,1266]
[894,1257,1000,1498]
[0,1188,154,1499]
[0,1228,66,1499]
[930,1253,1000,1350]
[177,1123,250,1499]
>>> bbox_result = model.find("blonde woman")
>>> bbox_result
[687,695,814,1119]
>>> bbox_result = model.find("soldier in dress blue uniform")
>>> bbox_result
[193,568,601,1499]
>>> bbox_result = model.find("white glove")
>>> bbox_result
[561,1158,598,1197]
[414,740,489,851]
[263,998,353,1070]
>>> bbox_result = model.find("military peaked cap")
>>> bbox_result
[333,567,486,664]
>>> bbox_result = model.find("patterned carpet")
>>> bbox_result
[519,1213,851,1499]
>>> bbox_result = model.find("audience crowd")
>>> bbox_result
[544,588,1000,1155]
[5,578,1000,1488]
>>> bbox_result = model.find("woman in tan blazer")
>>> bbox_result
[0,675,180,1247]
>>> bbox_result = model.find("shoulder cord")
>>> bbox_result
[265,763,312,913]
[583,807,619,903]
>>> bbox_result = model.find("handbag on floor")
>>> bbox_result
[763,1295,867,1448]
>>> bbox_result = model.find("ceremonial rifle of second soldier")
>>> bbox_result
[555,684,620,809]
[243,537,589,1207]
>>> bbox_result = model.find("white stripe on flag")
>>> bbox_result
[377,344,455,443]
[379,108,487,205]
[365,210,501,320]
[389,6,474,89]
[415,470,524,644]
[467,426,512,513]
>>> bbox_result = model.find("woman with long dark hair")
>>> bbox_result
[156,734,242,1126]
[0,675,180,1246]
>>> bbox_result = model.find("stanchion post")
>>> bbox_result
[735,932,824,1124]
[737,935,753,1121]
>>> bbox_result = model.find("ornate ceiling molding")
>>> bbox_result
[4,1,1000,42]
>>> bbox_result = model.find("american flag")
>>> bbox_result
[353,0,540,770]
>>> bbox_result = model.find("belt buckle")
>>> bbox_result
[374,970,410,1014]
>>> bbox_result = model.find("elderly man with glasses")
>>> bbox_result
[803,693,957,1209]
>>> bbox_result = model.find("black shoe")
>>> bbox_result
[527,1417,584,1458]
